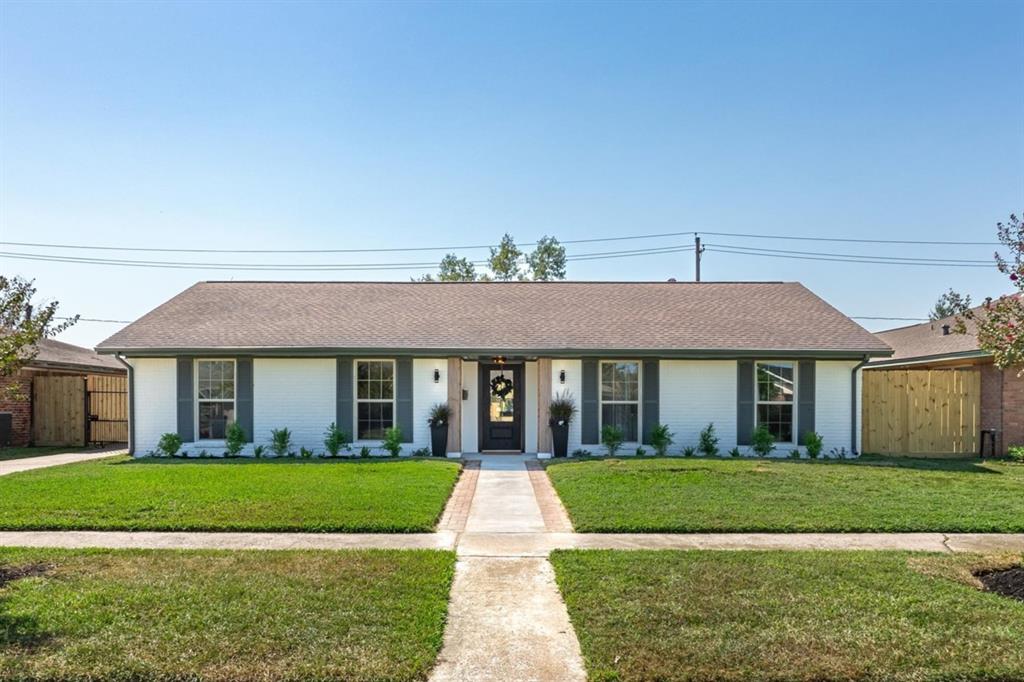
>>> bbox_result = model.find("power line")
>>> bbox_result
[701,231,999,246]
[706,246,992,268]
[55,316,131,323]
[705,243,992,264]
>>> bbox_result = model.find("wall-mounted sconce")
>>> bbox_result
[559,369,566,385]
[433,369,441,383]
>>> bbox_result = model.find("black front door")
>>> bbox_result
[479,363,523,452]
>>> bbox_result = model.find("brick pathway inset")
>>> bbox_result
[525,459,573,532]
[437,460,480,532]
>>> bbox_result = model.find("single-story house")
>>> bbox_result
[869,302,1023,455]
[95,281,892,458]
[0,337,126,446]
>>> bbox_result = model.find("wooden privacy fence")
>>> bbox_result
[862,368,980,455]
[32,374,127,447]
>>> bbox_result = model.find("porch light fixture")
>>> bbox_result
[433,369,441,383]
[559,369,566,384]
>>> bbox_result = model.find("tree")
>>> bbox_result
[488,233,523,281]
[527,236,567,281]
[1,276,78,397]
[929,288,972,320]
[956,214,1024,372]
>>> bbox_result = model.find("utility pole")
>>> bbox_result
[694,234,704,282]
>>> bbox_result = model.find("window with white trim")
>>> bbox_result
[600,361,640,442]
[756,361,795,443]
[196,359,235,440]
[356,360,395,440]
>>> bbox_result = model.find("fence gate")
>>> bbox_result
[862,368,980,455]
[32,376,87,446]
[87,374,128,445]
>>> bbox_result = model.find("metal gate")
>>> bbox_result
[87,374,128,445]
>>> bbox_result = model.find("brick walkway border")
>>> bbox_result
[525,460,573,532]
[438,460,480,531]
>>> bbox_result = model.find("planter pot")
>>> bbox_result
[430,423,449,457]
[550,421,570,458]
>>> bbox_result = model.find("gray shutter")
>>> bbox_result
[336,357,354,439]
[642,360,659,445]
[236,358,253,443]
[176,357,194,442]
[736,360,755,445]
[396,358,413,443]
[797,360,816,445]
[581,359,599,445]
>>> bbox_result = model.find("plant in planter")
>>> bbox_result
[601,424,624,457]
[270,427,292,458]
[225,422,246,458]
[427,403,452,457]
[548,391,576,458]
[751,425,775,458]
[323,422,350,458]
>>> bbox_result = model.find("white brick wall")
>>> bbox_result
[411,358,447,452]
[129,357,177,455]
[816,360,858,454]
[660,360,738,454]
[461,361,478,453]
[551,359,583,452]
[253,358,335,454]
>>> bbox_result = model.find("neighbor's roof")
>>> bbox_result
[97,281,891,357]
[29,337,125,373]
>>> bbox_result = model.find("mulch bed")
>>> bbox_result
[0,562,53,588]
[976,566,1024,602]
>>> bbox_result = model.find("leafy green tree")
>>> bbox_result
[488,233,523,281]
[929,288,972,320]
[1,277,77,398]
[527,236,567,281]
[957,214,1024,372]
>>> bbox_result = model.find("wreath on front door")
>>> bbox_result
[490,374,514,399]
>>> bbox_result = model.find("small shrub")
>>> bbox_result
[253,444,266,459]
[427,403,451,427]
[788,448,801,459]
[156,432,183,458]
[698,423,719,457]
[299,447,314,459]
[635,446,647,456]
[601,424,624,457]
[197,449,211,459]
[650,424,674,457]
[270,427,292,457]
[803,431,824,459]
[682,446,696,458]
[751,425,775,457]
[549,391,577,424]
[381,426,403,457]
[224,422,246,457]
[829,446,849,460]
[359,446,372,458]
[1008,445,1024,463]
[728,447,741,458]
[571,448,592,457]
[323,422,350,458]
[412,447,432,457]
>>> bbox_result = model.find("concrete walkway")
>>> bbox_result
[0,446,125,477]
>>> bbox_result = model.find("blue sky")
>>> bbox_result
[1,0,1021,348]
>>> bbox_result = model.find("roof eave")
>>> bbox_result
[866,349,991,368]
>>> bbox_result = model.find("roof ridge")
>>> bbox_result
[198,280,792,285]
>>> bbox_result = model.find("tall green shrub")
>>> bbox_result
[601,424,624,457]
[698,423,719,457]
[270,427,292,457]
[650,424,674,457]
[224,422,246,457]
[382,426,403,457]
[751,425,775,457]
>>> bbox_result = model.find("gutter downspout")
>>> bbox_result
[851,356,869,455]
[113,354,134,456]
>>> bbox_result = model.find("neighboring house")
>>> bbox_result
[869,304,1023,455]
[0,337,126,446]
[95,281,891,458]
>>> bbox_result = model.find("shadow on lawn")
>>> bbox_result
[0,563,55,650]
[840,454,1007,475]
[114,456,450,467]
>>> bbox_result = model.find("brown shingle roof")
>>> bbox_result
[96,281,891,357]
[30,337,125,373]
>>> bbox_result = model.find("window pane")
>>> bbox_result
[358,362,369,380]
[602,403,638,442]
[357,400,393,440]
[198,402,234,440]
[757,363,794,402]
[757,403,793,443]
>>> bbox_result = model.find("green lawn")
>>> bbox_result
[0,446,87,462]
[0,547,454,681]
[551,549,1024,681]
[0,456,461,532]
[545,456,1024,532]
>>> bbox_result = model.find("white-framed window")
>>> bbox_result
[355,359,395,440]
[196,359,236,440]
[600,360,640,442]
[756,361,795,444]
